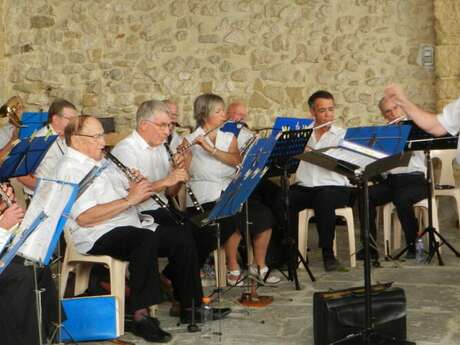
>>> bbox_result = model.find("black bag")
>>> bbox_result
[313,284,407,345]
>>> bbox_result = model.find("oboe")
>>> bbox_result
[164,142,204,214]
[103,149,185,225]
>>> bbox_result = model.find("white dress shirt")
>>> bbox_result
[437,97,460,162]
[236,126,254,150]
[186,127,236,206]
[111,130,170,212]
[389,150,426,175]
[169,131,183,152]
[55,147,157,253]
[295,125,351,187]
[24,125,67,195]
[0,123,15,149]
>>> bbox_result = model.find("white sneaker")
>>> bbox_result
[249,266,281,285]
[227,269,244,287]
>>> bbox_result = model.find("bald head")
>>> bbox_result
[226,101,247,122]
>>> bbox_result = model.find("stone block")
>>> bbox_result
[30,16,55,29]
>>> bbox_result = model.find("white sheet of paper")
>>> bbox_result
[18,179,76,264]
[323,147,377,168]
[0,228,13,255]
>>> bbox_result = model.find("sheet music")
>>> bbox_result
[0,228,13,255]
[323,147,377,168]
[18,179,77,264]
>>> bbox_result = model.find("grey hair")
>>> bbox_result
[136,100,170,126]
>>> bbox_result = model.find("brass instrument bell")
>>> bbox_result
[0,96,24,128]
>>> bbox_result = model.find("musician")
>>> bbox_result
[163,99,183,150]
[111,100,215,275]
[0,96,23,156]
[385,84,460,158]
[56,116,229,341]
[187,93,279,285]
[0,188,58,345]
[283,90,354,272]
[357,98,427,260]
[17,98,77,196]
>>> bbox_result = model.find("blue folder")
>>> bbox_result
[344,125,411,156]
[221,121,245,136]
[18,112,48,139]
[60,296,119,342]
[273,117,313,131]
[0,135,57,180]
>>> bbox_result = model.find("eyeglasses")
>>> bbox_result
[143,119,170,130]
[76,133,105,140]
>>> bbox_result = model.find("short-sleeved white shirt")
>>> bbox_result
[186,128,236,206]
[24,125,67,195]
[0,123,15,149]
[55,147,157,253]
[437,97,460,162]
[295,125,351,187]
[111,130,170,212]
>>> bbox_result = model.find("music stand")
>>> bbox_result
[0,134,58,180]
[201,135,283,306]
[18,111,48,139]
[265,128,316,290]
[296,124,414,345]
[390,121,460,264]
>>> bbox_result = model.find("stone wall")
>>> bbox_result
[434,0,460,111]
[0,0,436,131]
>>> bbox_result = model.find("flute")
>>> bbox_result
[164,142,204,214]
[104,149,185,226]
[176,120,232,154]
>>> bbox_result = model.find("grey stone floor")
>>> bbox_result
[83,205,460,345]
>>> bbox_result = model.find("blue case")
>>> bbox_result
[60,295,119,342]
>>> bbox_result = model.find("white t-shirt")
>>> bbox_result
[0,123,15,149]
[24,125,67,195]
[111,130,170,211]
[295,125,351,187]
[186,128,236,206]
[437,97,460,162]
[55,147,157,253]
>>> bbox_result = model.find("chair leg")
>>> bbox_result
[74,263,92,296]
[110,261,126,335]
[213,249,226,288]
[382,206,393,255]
[343,210,356,268]
[298,210,308,259]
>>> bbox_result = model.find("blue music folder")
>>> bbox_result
[0,134,57,180]
[18,111,48,139]
[205,134,278,223]
[221,121,245,136]
[272,117,313,132]
[60,295,119,342]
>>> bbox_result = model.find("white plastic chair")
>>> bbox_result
[432,149,460,227]
[382,198,440,255]
[60,229,128,334]
[298,207,356,267]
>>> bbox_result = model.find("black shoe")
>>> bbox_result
[180,307,232,324]
[356,248,379,261]
[131,316,172,343]
[323,257,341,272]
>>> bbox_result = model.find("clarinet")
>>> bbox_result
[103,149,185,226]
[0,183,13,208]
[164,142,204,214]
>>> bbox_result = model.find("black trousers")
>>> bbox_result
[142,208,215,269]
[87,225,202,311]
[360,173,427,248]
[282,185,354,252]
[0,257,58,345]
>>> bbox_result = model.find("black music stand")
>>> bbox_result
[390,121,460,264]
[265,129,316,290]
[296,124,415,345]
